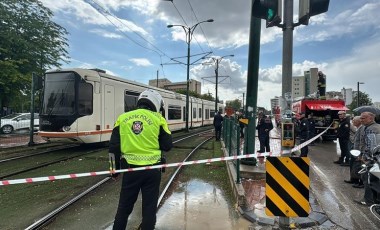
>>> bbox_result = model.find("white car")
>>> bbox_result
[0,113,39,134]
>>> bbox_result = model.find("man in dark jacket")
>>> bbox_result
[308,114,316,145]
[213,111,223,140]
[334,110,350,165]
[256,115,273,153]
[297,113,310,157]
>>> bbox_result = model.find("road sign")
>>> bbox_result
[265,157,310,217]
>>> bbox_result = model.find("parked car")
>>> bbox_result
[0,113,39,134]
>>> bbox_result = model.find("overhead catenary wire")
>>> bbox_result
[186,0,213,54]
[86,0,172,65]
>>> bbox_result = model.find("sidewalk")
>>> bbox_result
[0,133,46,148]
[223,128,334,229]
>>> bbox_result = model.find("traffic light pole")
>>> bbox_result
[282,0,293,114]
[279,0,294,227]
[244,5,261,159]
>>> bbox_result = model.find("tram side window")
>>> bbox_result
[78,82,93,115]
[193,108,196,118]
[168,105,181,120]
[205,109,209,119]
[210,110,215,118]
[199,108,202,118]
[124,91,139,112]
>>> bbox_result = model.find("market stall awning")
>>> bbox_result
[305,103,349,111]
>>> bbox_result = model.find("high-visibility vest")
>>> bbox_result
[114,108,171,165]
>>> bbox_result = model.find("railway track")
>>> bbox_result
[21,129,214,229]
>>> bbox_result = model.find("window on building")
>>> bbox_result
[193,108,196,118]
[199,108,202,118]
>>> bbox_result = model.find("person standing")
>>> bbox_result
[308,114,316,145]
[109,89,173,230]
[334,111,350,166]
[354,112,380,205]
[213,111,223,141]
[238,112,245,138]
[297,113,310,157]
[256,115,274,153]
[344,116,362,185]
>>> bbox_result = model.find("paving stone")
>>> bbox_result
[318,219,335,229]
[310,203,324,213]
[257,215,276,226]
[294,217,318,228]
[308,211,328,225]
[243,210,258,223]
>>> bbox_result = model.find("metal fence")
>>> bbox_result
[222,117,243,183]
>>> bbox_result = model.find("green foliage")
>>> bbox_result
[175,89,215,101]
[0,0,69,111]
[348,91,373,111]
[226,99,241,111]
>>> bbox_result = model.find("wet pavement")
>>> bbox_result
[155,179,251,230]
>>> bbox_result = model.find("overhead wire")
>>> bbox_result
[86,0,171,68]
[186,0,214,54]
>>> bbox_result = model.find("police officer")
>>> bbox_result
[334,110,350,166]
[297,113,310,157]
[109,89,173,230]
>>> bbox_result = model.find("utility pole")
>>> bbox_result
[156,70,159,88]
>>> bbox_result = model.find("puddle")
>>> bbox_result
[155,179,250,230]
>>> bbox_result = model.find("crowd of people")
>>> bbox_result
[214,108,380,207]
[335,111,380,206]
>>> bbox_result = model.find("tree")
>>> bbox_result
[226,99,241,111]
[0,0,69,112]
[348,91,372,111]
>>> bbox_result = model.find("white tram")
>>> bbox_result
[38,68,224,144]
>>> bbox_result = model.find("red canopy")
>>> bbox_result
[305,103,349,111]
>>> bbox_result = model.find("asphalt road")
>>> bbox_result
[309,140,380,229]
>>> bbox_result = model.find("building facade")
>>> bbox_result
[149,78,202,94]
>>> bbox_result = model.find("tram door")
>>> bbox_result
[104,85,115,141]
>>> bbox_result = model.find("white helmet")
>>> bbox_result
[137,89,165,112]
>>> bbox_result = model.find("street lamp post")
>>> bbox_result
[167,19,214,132]
[357,82,364,108]
[207,55,234,113]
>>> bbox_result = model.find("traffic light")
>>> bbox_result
[252,0,282,28]
[299,0,330,25]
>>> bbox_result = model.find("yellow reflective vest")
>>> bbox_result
[114,109,171,165]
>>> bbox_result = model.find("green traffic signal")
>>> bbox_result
[268,9,274,20]
[251,0,282,28]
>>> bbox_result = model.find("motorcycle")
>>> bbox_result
[352,134,380,220]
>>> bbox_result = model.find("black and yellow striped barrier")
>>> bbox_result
[265,157,310,217]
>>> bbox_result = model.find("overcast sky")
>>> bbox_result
[40,0,380,109]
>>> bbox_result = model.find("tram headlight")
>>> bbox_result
[62,126,71,132]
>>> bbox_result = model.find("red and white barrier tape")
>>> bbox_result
[1,124,334,186]
[1,154,256,186]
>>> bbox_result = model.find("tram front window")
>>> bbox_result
[42,72,76,115]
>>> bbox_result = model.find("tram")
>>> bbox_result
[38,68,224,144]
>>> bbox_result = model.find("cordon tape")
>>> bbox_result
[0,123,333,186]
